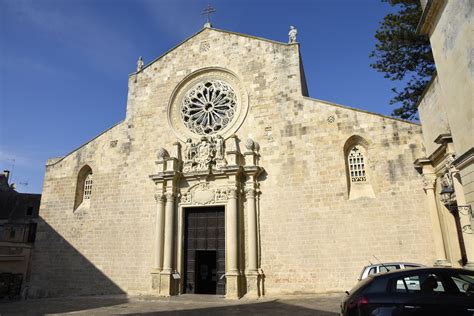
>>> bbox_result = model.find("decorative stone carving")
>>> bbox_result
[441,171,453,189]
[182,136,228,173]
[200,41,210,52]
[154,193,165,202]
[422,174,436,190]
[137,56,144,72]
[181,192,191,204]
[288,26,297,43]
[157,148,170,161]
[245,138,255,151]
[167,69,249,141]
[181,80,237,135]
[179,183,234,205]
[445,154,458,173]
[245,188,256,199]
[254,141,260,153]
[194,189,215,205]
[215,188,229,201]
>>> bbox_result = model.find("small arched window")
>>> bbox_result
[344,136,374,200]
[348,146,367,183]
[83,173,93,200]
[74,165,93,210]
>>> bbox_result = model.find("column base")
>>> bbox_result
[463,261,474,270]
[245,271,262,298]
[151,270,161,291]
[434,259,451,267]
[225,273,241,299]
[150,271,178,296]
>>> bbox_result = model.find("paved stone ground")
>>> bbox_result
[0,293,343,315]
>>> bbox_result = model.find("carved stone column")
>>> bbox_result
[226,188,240,298]
[245,188,261,297]
[450,169,474,269]
[151,193,165,291]
[160,192,177,295]
[423,173,450,266]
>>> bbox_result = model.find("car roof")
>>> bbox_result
[368,267,474,280]
[363,262,424,269]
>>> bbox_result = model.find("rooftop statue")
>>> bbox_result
[288,26,297,43]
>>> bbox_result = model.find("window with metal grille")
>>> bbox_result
[348,146,366,182]
[83,173,93,200]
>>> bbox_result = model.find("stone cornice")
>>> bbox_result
[45,120,124,167]
[415,71,437,109]
[303,97,420,126]
[453,147,474,171]
[416,0,447,35]
[129,27,294,77]
[434,133,452,145]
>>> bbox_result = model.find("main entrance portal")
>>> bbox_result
[183,206,225,295]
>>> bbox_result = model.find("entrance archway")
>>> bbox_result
[183,206,225,295]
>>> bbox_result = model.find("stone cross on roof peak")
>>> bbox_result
[202,4,216,28]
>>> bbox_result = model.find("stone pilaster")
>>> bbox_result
[160,192,177,296]
[151,193,166,291]
[245,188,261,297]
[422,173,450,266]
[226,188,240,298]
[450,168,474,269]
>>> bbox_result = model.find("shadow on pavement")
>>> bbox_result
[0,296,129,314]
[128,300,339,316]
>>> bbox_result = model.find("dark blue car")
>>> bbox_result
[341,267,474,316]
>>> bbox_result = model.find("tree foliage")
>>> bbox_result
[370,0,435,120]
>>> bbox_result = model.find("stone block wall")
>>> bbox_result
[30,28,435,297]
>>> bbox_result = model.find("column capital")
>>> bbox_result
[165,192,175,200]
[227,188,238,200]
[154,193,165,202]
[422,173,436,190]
[245,188,256,199]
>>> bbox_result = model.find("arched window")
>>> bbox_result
[83,173,93,200]
[348,146,367,183]
[344,136,374,200]
[74,165,93,210]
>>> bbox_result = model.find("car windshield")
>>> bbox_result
[450,273,474,295]
[379,265,399,273]
[348,277,373,295]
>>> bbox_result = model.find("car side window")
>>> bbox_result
[393,273,446,294]
[450,273,474,296]
[368,267,377,275]
[379,265,400,273]
[404,265,419,269]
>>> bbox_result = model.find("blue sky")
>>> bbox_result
[0,0,404,193]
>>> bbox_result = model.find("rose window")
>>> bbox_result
[181,80,237,135]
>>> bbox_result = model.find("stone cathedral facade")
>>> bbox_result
[29,26,438,298]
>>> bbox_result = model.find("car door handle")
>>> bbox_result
[404,305,421,309]
[467,309,474,311]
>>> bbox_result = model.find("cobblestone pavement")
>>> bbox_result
[0,293,343,315]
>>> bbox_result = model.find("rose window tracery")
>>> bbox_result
[181,80,237,135]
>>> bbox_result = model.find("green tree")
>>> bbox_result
[370,0,435,120]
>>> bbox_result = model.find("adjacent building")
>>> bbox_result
[0,170,40,298]
[415,0,474,268]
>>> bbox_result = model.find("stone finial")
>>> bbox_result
[226,134,239,153]
[254,141,260,153]
[171,142,182,161]
[136,56,144,72]
[288,26,297,43]
[244,138,259,166]
[157,148,169,161]
[245,138,255,151]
